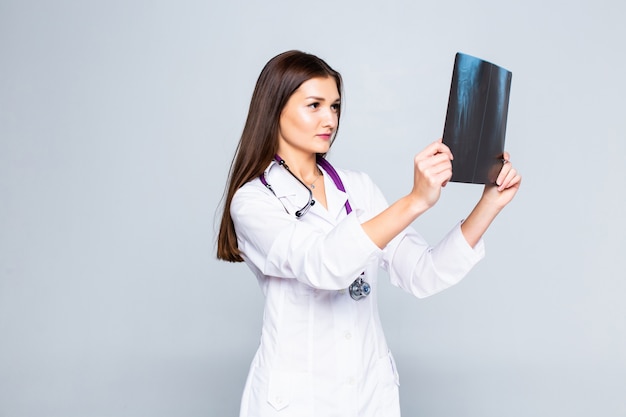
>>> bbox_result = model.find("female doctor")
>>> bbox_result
[217,50,521,417]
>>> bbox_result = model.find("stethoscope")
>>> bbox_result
[259,154,371,301]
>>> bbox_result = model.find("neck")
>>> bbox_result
[276,151,319,181]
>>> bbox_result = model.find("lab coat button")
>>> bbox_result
[344,331,352,340]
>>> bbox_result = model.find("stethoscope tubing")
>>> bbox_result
[258,154,370,300]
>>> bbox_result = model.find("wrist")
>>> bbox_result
[404,193,431,217]
[476,194,505,217]
[462,197,502,248]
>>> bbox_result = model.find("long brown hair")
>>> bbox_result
[217,50,343,262]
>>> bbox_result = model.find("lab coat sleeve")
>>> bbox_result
[352,172,486,298]
[383,224,485,298]
[231,181,382,290]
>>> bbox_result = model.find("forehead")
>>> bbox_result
[292,77,340,100]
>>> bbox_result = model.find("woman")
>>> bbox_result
[217,50,521,417]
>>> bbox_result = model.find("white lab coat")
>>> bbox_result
[231,159,485,417]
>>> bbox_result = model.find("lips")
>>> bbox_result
[317,133,332,140]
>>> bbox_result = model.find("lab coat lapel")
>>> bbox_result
[319,166,349,221]
[263,160,349,223]
[264,161,312,217]
[264,160,298,199]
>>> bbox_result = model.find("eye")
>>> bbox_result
[331,102,341,112]
[308,102,320,109]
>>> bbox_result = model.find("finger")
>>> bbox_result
[440,169,453,187]
[415,152,451,173]
[499,167,516,188]
[496,161,512,186]
[435,141,453,160]
[506,171,522,188]
[417,140,453,161]
[416,153,452,177]
[428,160,453,184]
[498,168,520,190]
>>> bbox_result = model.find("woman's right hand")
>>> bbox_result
[410,138,454,209]
[361,139,453,249]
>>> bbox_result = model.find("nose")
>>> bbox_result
[322,107,338,129]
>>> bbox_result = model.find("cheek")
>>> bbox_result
[278,117,302,143]
[285,111,315,132]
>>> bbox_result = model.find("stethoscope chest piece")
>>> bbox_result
[261,155,369,301]
[349,274,371,301]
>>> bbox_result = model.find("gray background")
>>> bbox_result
[1,0,625,416]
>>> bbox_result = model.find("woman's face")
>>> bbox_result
[277,76,340,159]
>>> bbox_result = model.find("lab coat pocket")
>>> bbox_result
[375,351,401,415]
[377,350,400,386]
[267,370,293,411]
[266,370,312,414]
[388,350,400,386]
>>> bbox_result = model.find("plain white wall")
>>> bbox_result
[1,0,625,416]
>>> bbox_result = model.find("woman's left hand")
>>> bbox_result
[480,151,522,209]
[460,151,522,247]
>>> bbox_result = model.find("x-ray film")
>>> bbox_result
[442,53,512,184]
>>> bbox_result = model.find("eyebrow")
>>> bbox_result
[305,96,341,102]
